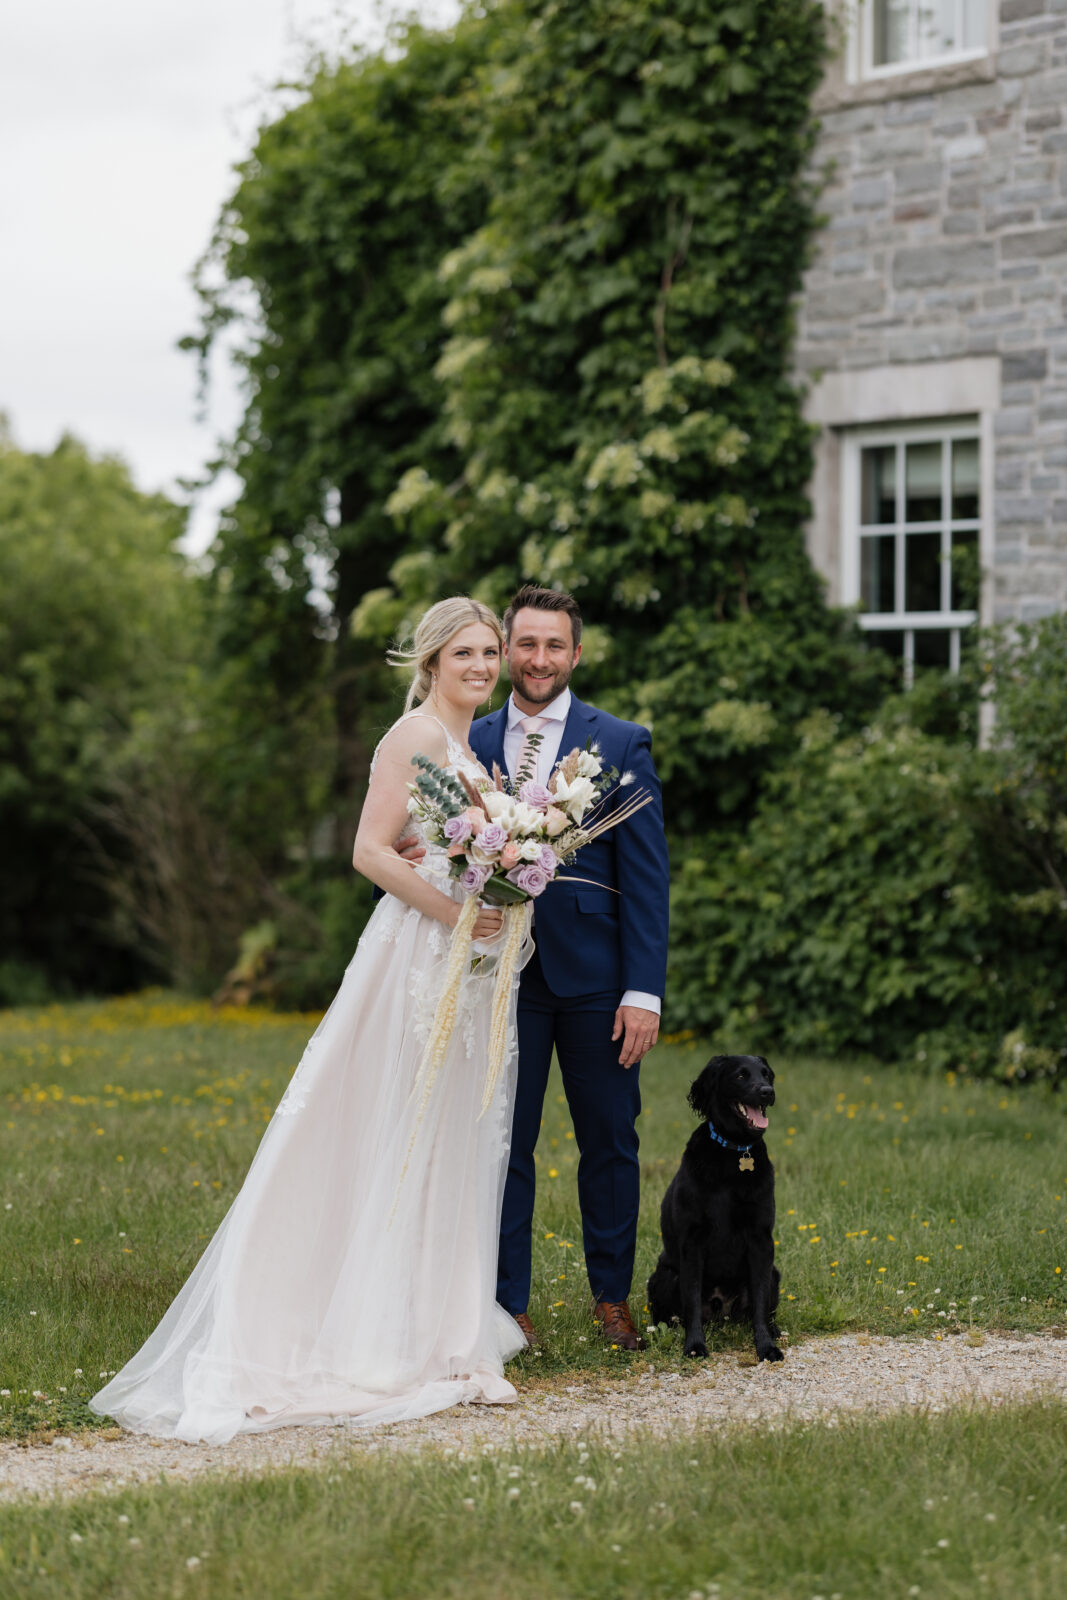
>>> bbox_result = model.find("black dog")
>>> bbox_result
[647,1054,782,1363]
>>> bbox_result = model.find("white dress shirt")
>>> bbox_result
[503,690,660,1017]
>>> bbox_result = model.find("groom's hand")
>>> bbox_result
[393,832,426,864]
[612,1006,659,1068]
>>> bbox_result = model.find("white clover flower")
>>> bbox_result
[507,1487,520,1500]
[462,1498,475,1510]
[569,1501,584,1515]
[70,1532,83,1544]
[186,1557,202,1571]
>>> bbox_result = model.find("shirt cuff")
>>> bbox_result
[620,989,661,1016]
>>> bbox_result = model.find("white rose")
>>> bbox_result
[511,800,545,834]
[518,838,542,862]
[574,750,603,779]
[482,790,511,820]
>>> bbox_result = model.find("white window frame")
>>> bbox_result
[847,0,991,83]
[841,419,983,687]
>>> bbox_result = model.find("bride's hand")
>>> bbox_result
[471,904,504,943]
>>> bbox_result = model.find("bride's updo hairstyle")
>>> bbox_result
[389,597,505,713]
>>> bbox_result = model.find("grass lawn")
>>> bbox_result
[1,1402,1066,1598]
[1,994,1064,1438]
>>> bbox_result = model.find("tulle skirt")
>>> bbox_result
[91,882,528,1444]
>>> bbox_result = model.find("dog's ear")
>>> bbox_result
[688,1056,727,1119]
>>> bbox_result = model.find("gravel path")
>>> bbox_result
[2,1331,1064,1505]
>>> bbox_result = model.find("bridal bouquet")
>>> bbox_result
[404,744,651,1120]
[406,742,649,907]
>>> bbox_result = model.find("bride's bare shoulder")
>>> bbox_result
[372,713,450,773]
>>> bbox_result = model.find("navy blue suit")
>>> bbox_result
[470,695,670,1312]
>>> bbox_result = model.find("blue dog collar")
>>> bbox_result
[710,1120,758,1171]
[707,1117,752,1155]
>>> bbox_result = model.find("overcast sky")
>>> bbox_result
[0,0,460,550]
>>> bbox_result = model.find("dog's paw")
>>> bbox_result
[757,1342,784,1363]
[683,1339,709,1359]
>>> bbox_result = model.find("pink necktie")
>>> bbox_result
[517,715,547,784]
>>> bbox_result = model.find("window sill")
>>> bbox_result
[814,51,996,112]
[858,611,978,631]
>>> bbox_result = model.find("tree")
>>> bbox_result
[191,14,501,819]
[0,426,189,997]
[370,0,888,829]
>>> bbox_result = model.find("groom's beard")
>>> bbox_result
[508,662,575,706]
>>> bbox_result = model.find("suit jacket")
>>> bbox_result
[470,695,670,1001]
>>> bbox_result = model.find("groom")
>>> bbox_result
[470,584,670,1351]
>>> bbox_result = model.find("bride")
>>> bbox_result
[92,597,531,1444]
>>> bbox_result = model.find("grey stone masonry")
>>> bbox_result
[797,1,1067,624]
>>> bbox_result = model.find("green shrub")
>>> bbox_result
[667,617,1067,1083]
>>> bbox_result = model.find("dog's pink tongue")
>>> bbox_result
[743,1104,769,1131]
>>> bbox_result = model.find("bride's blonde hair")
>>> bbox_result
[389,597,505,713]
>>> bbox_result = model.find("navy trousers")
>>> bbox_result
[496,948,642,1315]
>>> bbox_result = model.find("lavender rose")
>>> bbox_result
[507,863,550,897]
[443,814,473,845]
[537,844,559,875]
[459,862,492,895]
[476,822,509,855]
[518,780,554,812]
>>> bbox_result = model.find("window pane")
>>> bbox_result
[861,445,896,525]
[950,530,979,610]
[905,441,942,522]
[861,533,897,613]
[951,438,979,519]
[914,629,951,670]
[917,0,958,58]
[905,531,942,611]
[866,629,905,682]
[962,0,987,49]
[873,0,910,66]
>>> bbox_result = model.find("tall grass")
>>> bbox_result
[0,994,1064,1436]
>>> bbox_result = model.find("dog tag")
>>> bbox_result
[738,1154,755,1172]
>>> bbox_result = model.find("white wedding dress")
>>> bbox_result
[91,715,529,1444]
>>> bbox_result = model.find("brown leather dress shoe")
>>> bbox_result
[592,1298,648,1351]
[513,1312,540,1349]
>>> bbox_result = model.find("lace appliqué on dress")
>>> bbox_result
[275,1035,318,1118]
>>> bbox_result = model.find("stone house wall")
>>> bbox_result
[796,0,1067,625]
